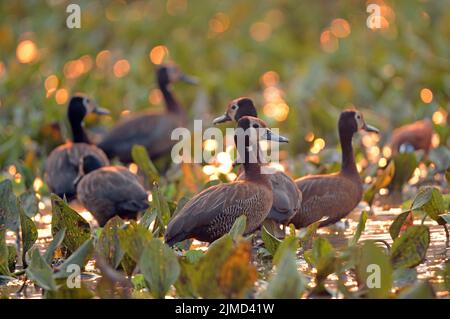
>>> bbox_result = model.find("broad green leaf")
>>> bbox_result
[298,219,321,249]
[261,225,282,256]
[389,152,418,191]
[390,226,430,269]
[350,211,368,246]
[228,215,246,240]
[138,238,180,299]
[307,237,335,292]
[131,144,159,183]
[25,248,57,291]
[389,211,411,240]
[410,187,446,224]
[18,191,38,218]
[54,238,94,279]
[51,194,91,254]
[273,235,299,265]
[19,201,37,263]
[0,179,20,231]
[185,250,204,264]
[398,280,435,299]
[174,258,198,298]
[152,183,171,226]
[138,209,157,230]
[356,241,392,298]
[43,228,66,264]
[259,250,305,299]
[97,216,125,269]
[117,221,152,263]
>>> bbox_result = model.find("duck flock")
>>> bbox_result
[43,63,434,246]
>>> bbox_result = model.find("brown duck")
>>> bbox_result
[213,97,301,225]
[98,64,197,165]
[165,116,289,245]
[388,118,433,155]
[291,110,379,228]
[75,155,149,227]
[44,95,110,200]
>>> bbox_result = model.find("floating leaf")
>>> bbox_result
[350,211,368,246]
[18,191,38,218]
[389,211,412,240]
[398,280,435,299]
[261,226,282,256]
[43,228,66,264]
[54,238,94,279]
[138,238,180,299]
[19,201,37,263]
[228,215,246,240]
[390,225,430,269]
[259,250,305,299]
[97,216,125,269]
[0,179,20,231]
[117,221,152,263]
[356,241,392,298]
[131,144,159,183]
[51,194,91,254]
[25,248,57,291]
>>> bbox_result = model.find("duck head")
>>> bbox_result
[234,116,288,165]
[339,110,379,136]
[73,155,105,187]
[213,97,258,124]
[67,95,109,124]
[156,64,198,86]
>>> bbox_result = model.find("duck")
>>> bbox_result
[291,110,379,228]
[165,116,289,245]
[44,95,110,200]
[213,97,302,226]
[388,118,433,155]
[97,63,197,166]
[75,155,149,227]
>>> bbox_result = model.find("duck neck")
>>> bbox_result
[70,120,90,144]
[339,130,357,175]
[159,79,186,119]
[242,145,270,187]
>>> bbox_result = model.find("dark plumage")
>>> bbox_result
[76,155,149,227]
[165,116,289,245]
[291,110,379,228]
[98,64,197,164]
[44,95,110,200]
[389,118,433,155]
[213,97,301,225]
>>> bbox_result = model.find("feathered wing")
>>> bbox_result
[98,112,183,162]
[165,181,272,245]
[292,173,362,228]
[44,143,109,199]
[267,171,302,223]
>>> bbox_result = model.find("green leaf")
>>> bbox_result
[19,201,38,263]
[18,191,38,218]
[410,187,446,224]
[228,215,246,240]
[97,216,125,269]
[356,241,392,298]
[0,179,20,231]
[54,238,94,279]
[131,144,159,183]
[259,250,305,299]
[7,245,17,273]
[389,152,419,190]
[261,226,282,256]
[298,219,321,249]
[152,183,171,226]
[389,211,411,240]
[364,160,395,205]
[117,221,152,263]
[139,209,157,230]
[185,250,204,264]
[273,235,299,265]
[308,237,335,291]
[51,194,91,254]
[390,225,430,269]
[0,226,11,276]
[45,279,94,299]
[43,228,66,264]
[350,211,368,246]
[25,248,57,291]
[398,280,435,299]
[138,238,180,299]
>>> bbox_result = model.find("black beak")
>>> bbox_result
[179,73,199,85]
[213,113,232,125]
[362,123,379,134]
[264,129,289,143]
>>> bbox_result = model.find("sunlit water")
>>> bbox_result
[3,200,449,299]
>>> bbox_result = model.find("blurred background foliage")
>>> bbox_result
[0,0,449,187]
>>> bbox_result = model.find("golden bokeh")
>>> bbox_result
[330,19,351,38]
[149,45,168,65]
[320,30,339,53]
[44,74,59,96]
[250,22,272,42]
[113,59,130,78]
[96,50,111,69]
[148,88,163,104]
[16,40,38,63]
[55,88,69,105]
[420,88,433,104]
[209,12,230,34]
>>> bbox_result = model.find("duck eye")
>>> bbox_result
[252,124,259,128]
[231,105,237,110]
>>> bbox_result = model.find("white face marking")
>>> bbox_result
[354,112,364,130]
[82,97,93,112]
[229,103,239,120]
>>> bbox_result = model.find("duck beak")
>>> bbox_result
[179,73,199,85]
[264,129,289,143]
[92,105,110,116]
[213,113,232,125]
[73,174,83,188]
[362,123,379,134]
